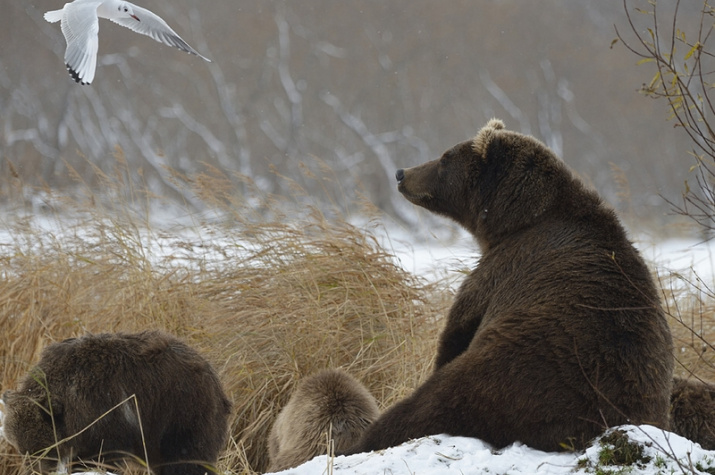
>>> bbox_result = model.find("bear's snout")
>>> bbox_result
[395,169,405,183]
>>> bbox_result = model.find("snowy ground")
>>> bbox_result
[384,226,715,292]
[1,211,714,288]
[268,426,715,475]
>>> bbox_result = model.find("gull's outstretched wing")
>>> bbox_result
[60,0,104,84]
[109,3,210,62]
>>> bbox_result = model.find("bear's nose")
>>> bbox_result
[395,169,405,183]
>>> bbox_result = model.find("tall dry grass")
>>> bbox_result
[658,269,715,382]
[0,161,445,474]
[611,164,715,382]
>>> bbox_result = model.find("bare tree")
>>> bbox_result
[618,0,715,233]
[618,0,715,381]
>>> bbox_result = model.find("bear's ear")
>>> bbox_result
[50,397,63,417]
[37,395,63,427]
[472,119,505,156]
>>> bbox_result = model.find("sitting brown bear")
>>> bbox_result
[267,369,379,472]
[339,119,674,453]
[2,330,231,475]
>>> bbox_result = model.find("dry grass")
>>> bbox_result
[614,164,715,381]
[658,269,715,382]
[0,163,444,474]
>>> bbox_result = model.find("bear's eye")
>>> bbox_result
[439,152,453,168]
[441,149,456,165]
[437,158,450,178]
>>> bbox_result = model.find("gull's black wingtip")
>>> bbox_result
[66,64,91,86]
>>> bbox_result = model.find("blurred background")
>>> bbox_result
[0,0,701,231]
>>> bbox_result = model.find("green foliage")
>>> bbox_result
[696,456,715,475]
[577,430,653,475]
[597,430,652,468]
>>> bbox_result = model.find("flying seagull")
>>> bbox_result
[44,0,210,85]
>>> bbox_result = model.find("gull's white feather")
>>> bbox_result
[109,4,210,62]
[44,9,64,23]
[61,1,102,84]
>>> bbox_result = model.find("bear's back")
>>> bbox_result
[268,369,379,472]
[447,196,673,440]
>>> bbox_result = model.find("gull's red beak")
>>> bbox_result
[131,14,140,21]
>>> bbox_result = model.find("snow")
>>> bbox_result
[637,237,715,285]
[269,434,575,475]
[268,426,715,475]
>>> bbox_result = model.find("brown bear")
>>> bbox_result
[670,377,715,450]
[2,330,231,475]
[339,119,674,454]
[267,369,379,472]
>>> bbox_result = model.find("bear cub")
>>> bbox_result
[670,377,715,450]
[2,330,231,475]
[268,369,379,472]
[341,119,674,453]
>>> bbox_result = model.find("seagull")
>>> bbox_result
[44,0,210,85]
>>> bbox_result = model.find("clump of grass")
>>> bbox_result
[597,430,652,468]
[697,461,715,475]
[577,429,652,475]
[0,161,444,474]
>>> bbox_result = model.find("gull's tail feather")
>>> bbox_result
[44,9,63,23]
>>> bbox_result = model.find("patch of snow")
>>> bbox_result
[268,426,715,475]
[637,237,715,283]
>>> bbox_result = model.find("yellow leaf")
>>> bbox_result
[637,57,655,65]
[648,71,661,89]
[684,42,701,61]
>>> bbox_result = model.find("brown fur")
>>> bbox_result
[2,331,231,475]
[268,369,379,471]
[670,377,715,450]
[343,119,674,453]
